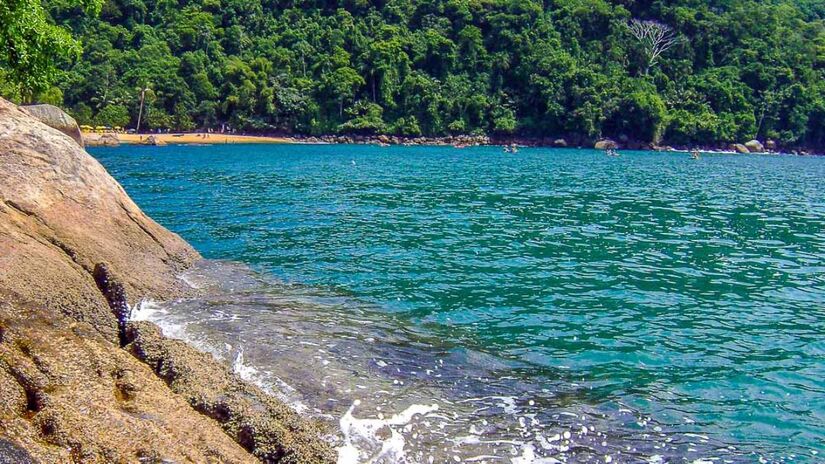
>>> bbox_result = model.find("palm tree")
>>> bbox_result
[135,84,151,133]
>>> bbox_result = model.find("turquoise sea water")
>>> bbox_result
[91,144,824,463]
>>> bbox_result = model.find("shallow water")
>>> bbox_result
[91,144,825,463]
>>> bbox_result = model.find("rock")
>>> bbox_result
[83,132,119,147]
[553,138,568,147]
[143,134,166,146]
[19,104,83,147]
[125,322,336,463]
[0,98,334,463]
[765,139,777,151]
[732,143,750,154]
[0,297,259,464]
[594,139,619,150]
[0,438,37,464]
[0,98,197,338]
[744,139,764,153]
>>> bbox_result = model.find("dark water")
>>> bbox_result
[91,144,824,463]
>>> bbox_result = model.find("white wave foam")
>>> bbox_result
[178,272,204,289]
[232,347,260,382]
[337,400,439,464]
[129,299,164,322]
[129,299,191,342]
[512,443,563,464]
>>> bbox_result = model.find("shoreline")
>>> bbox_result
[83,131,823,155]
[118,132,292,145]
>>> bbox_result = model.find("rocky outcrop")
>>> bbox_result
[0,98,197,339]
[0,295,258,463]
[125,323,335,463]
[553,138,568,147]
[142,135,167,146]
[0,98,334,463]
[765,139,777,151]
[594,139,619,150]
[745,139,764,153]
[84,133,120,147]
[19,104,83,147]
[732,143,750,154]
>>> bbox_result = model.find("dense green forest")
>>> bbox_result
[2,0,825,147]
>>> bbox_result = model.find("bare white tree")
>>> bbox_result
[627,19,680,74]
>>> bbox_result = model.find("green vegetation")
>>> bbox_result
[0,0,101,102]
[2,0,824,148]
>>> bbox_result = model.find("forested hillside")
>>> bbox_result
[6,0,825,147]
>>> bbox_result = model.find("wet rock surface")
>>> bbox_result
[126,322,336,463]
[0,296,258,463]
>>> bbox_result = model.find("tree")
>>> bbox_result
[322,67,364,117]
[608,90,667,143]
[25,0,825,149]
[95,103,130,127]
[135,84,151,132]
[339,101,385,134]
[627,19,680,75]
[70,102,93,125]
[0,0,102,102]
[38,86,64,106]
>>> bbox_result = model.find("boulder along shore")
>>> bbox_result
[0,98,335,463]
[84,130,820,156]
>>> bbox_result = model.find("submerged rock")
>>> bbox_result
[19,104,83,147]
[0,438,37,464]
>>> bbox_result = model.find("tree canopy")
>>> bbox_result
[4,0,824,148]
[0,0,102,102]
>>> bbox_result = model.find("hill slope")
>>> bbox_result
[41,0,825,148]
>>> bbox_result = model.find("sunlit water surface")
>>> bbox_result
[90,144,825,463]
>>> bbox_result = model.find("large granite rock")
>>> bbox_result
[594,139,619,150]
[732,143,750,154]
[0,98,334,463]
[84,132,120,147]
[142,134,166,146]
[126,322,335,463]
[19,104,83,147]
[745,139,764,153]
[0,296,258,464]
[0,98,197,339]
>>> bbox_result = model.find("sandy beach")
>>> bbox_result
[90,132,293,145]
